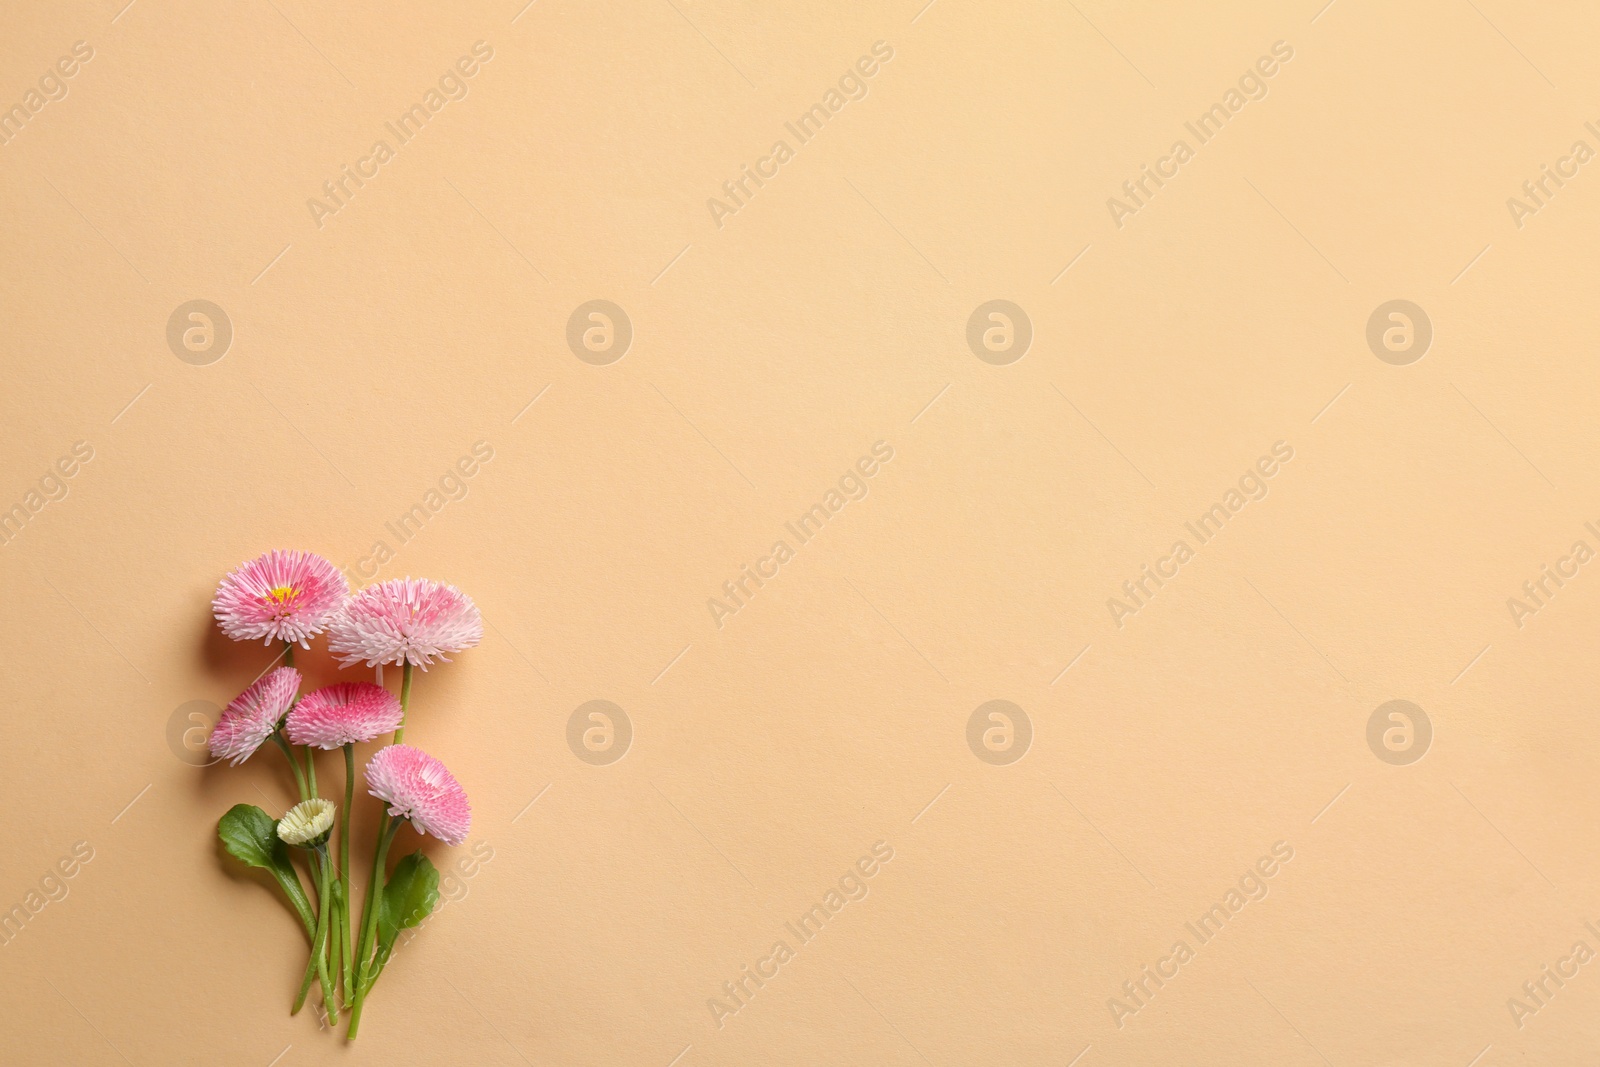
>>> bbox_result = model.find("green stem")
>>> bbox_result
[270,732,318,943]
[293,847,335,1017]
[317,855,338,1023]
[341,743,356,1001]
[267,864,316,942]
[347,814,399,1039]
[274,642,315,803]
[328,878,344,1016]
[393,661,414,744]
[270,731,309,800]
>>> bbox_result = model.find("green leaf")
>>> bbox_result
[377,852,440,960]
[218,803,277,868]
[217,804,315,938]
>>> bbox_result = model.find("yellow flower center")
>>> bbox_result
[267,585,300,604]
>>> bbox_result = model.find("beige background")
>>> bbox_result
[3,0,1600,1063]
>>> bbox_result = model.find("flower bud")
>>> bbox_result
[277,798,335,849]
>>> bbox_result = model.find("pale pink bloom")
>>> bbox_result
[365,745,471,846]
[208,667,301,765]
[213,550,349,648]
[327,578,483,670]
[285,683,403,750]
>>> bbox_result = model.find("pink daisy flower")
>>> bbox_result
[365,745,471,846]
[327,578,483,670]
[208,667,301,765]
[213,550,349,648]
[285,683,404,750]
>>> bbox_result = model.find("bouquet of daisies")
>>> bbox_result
[208,550,479,1038]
